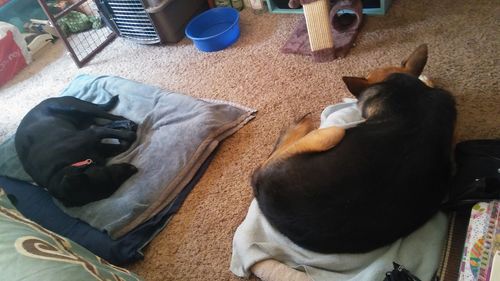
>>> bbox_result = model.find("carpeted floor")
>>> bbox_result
[1,0,499,280]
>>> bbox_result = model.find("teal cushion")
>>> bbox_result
[0,187,143,281]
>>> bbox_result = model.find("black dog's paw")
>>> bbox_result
[108,163,138,185]
[118,129,137,143]
[125,120,138,132]
[125,163,138,174]
[105,119,138,132]
[117,163,138,175]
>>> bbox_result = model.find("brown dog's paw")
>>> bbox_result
[273,113,316,153]
[294,112,312,123]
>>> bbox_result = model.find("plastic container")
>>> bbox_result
[185,7,240,52]
[143,0,208,43]
[0,0,47,32]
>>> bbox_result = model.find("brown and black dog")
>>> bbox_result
[251,45,457,253]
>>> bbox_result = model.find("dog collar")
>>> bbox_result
[71,159,93,167]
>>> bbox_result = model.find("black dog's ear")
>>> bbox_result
[342,76,370,98]
[401,44,428,77]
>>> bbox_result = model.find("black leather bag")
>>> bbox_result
[444,139,500,209]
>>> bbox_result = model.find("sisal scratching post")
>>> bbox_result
[283,0,363,62]
[301,0,334,62]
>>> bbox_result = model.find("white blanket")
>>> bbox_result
[230,101,448,281]
[319,98,365,129]
[231,200,447,281]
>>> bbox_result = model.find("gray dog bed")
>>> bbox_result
[1,74,256,238]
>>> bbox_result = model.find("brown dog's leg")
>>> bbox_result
[264,125,345,168]
[268,126,345,164]
[262,113,345,168]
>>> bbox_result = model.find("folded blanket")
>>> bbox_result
[230,200,447,281]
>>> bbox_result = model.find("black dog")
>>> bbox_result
[252,72,457,253]
[15,96,138,207]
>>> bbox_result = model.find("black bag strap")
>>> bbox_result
[383,262,422,281]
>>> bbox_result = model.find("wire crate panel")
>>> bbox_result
[38,0,117,67]
[104,0,160,44]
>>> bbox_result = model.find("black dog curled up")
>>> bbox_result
[15,95,138,207]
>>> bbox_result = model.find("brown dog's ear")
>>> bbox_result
[342,76,370,97]
[401,44,428,77]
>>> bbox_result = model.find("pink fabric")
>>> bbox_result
[0,30,27,86]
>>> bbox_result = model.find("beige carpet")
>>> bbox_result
[1,0,499,280]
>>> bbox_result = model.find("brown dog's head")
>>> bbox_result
[342,44,429,98]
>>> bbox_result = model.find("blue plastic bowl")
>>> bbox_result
[185,7,240,52]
